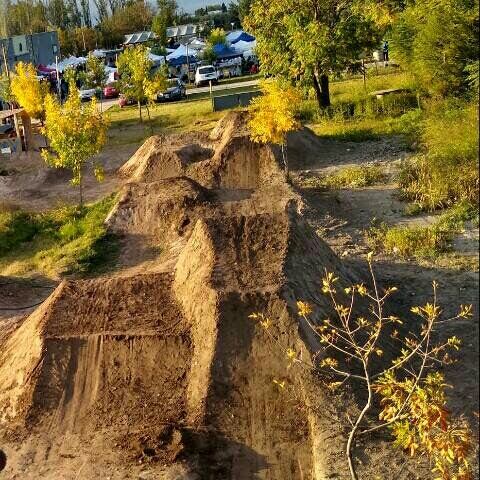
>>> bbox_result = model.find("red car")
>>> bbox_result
[118,94,147,108]
[103,84,119,98]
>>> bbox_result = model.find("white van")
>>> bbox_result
[195,65,219,87]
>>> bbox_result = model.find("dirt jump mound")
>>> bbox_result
[0,112,356,479]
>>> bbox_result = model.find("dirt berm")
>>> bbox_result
[1,112,364,479]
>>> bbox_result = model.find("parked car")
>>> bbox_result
[118,94,134,108]
[194,65,219,87]
[118,94,147,108]
[157,78,186,102]
[103,84,119,99]
[79,87,97,101]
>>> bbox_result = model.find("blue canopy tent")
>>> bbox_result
[213,44,243,60]
[230,32,255,44]
[168,54,198,66]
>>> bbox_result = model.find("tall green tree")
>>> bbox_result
[85,53,108,92]
[238,0,253,22]
[391,0,479,97]
[208,27,227,45]
[152,0,177,46]
[245,0,384,108]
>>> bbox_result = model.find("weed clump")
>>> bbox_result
[367,201,478,259]
[399,102,479,210]
[299,165,385,190]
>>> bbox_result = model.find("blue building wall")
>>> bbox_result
[0,31,59,74]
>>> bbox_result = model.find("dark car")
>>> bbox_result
[157,78,186,102]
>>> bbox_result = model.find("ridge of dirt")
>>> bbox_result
[1,111,465,480]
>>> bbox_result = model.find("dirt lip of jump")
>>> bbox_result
[0,111,363,479]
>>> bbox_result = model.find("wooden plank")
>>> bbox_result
[370,88,410,98]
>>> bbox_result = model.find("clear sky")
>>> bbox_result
[177,1,221,13]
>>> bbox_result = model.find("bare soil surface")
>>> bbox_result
[0,113,478,479]
[0,144,137,211]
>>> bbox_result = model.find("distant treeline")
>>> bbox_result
[0,0,253,55]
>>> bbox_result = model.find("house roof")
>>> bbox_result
[124,31,156,45]
[166,24,203,38]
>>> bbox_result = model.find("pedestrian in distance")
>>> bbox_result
[383,40,389,63]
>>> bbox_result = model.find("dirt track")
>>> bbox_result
[0,112,477,479]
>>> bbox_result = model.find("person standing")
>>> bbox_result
[383,40,389,63]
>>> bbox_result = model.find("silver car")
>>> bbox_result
[79,87,97,101]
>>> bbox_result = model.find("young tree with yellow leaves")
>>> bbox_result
[117,45,167,123]
[10,62,49,122]
[248,79,301,179]
[250,253,473,480]
[41,82,108,207]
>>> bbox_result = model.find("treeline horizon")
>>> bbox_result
[0,0,252,54]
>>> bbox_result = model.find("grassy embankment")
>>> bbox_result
[0,195,118,278]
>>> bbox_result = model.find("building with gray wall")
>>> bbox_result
[0,31,59,74]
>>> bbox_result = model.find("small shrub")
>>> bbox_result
[250,258,474,480]
[367,223,449,258]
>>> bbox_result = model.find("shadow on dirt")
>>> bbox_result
[182,429,270,479]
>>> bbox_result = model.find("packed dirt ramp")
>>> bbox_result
[0,112,365,479]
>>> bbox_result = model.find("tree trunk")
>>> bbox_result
[312,73,323,109]
[312,72,331,109]
[320,74,331,107]
[138,100,143,122]
[79,172,83,208]
[145,103,153,135]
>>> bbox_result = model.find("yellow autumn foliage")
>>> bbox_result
[41,82,108,204]
[10,62,48,120]
[248,79,301,147]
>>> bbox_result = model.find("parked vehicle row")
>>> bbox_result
[118,78,187,108]
[82,64,225,107]
[79,84,119,101]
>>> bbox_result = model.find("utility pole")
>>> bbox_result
[55,55,61,102]
[186,43,190,84]
[1,42,9,78]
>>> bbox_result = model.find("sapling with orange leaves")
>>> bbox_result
[250,253,473,480]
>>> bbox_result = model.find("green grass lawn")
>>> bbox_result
[106,98,224,146]
[0,195,118,279]
[105,84,260,147]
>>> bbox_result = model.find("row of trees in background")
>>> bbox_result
[245,0,478,108]
[0,0,252,55]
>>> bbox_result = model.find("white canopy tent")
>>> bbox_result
[149,52,166,66]
[104,65,117,84]
[226,30,243,44]
[166,44,189,60]
[47,56,87,72]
